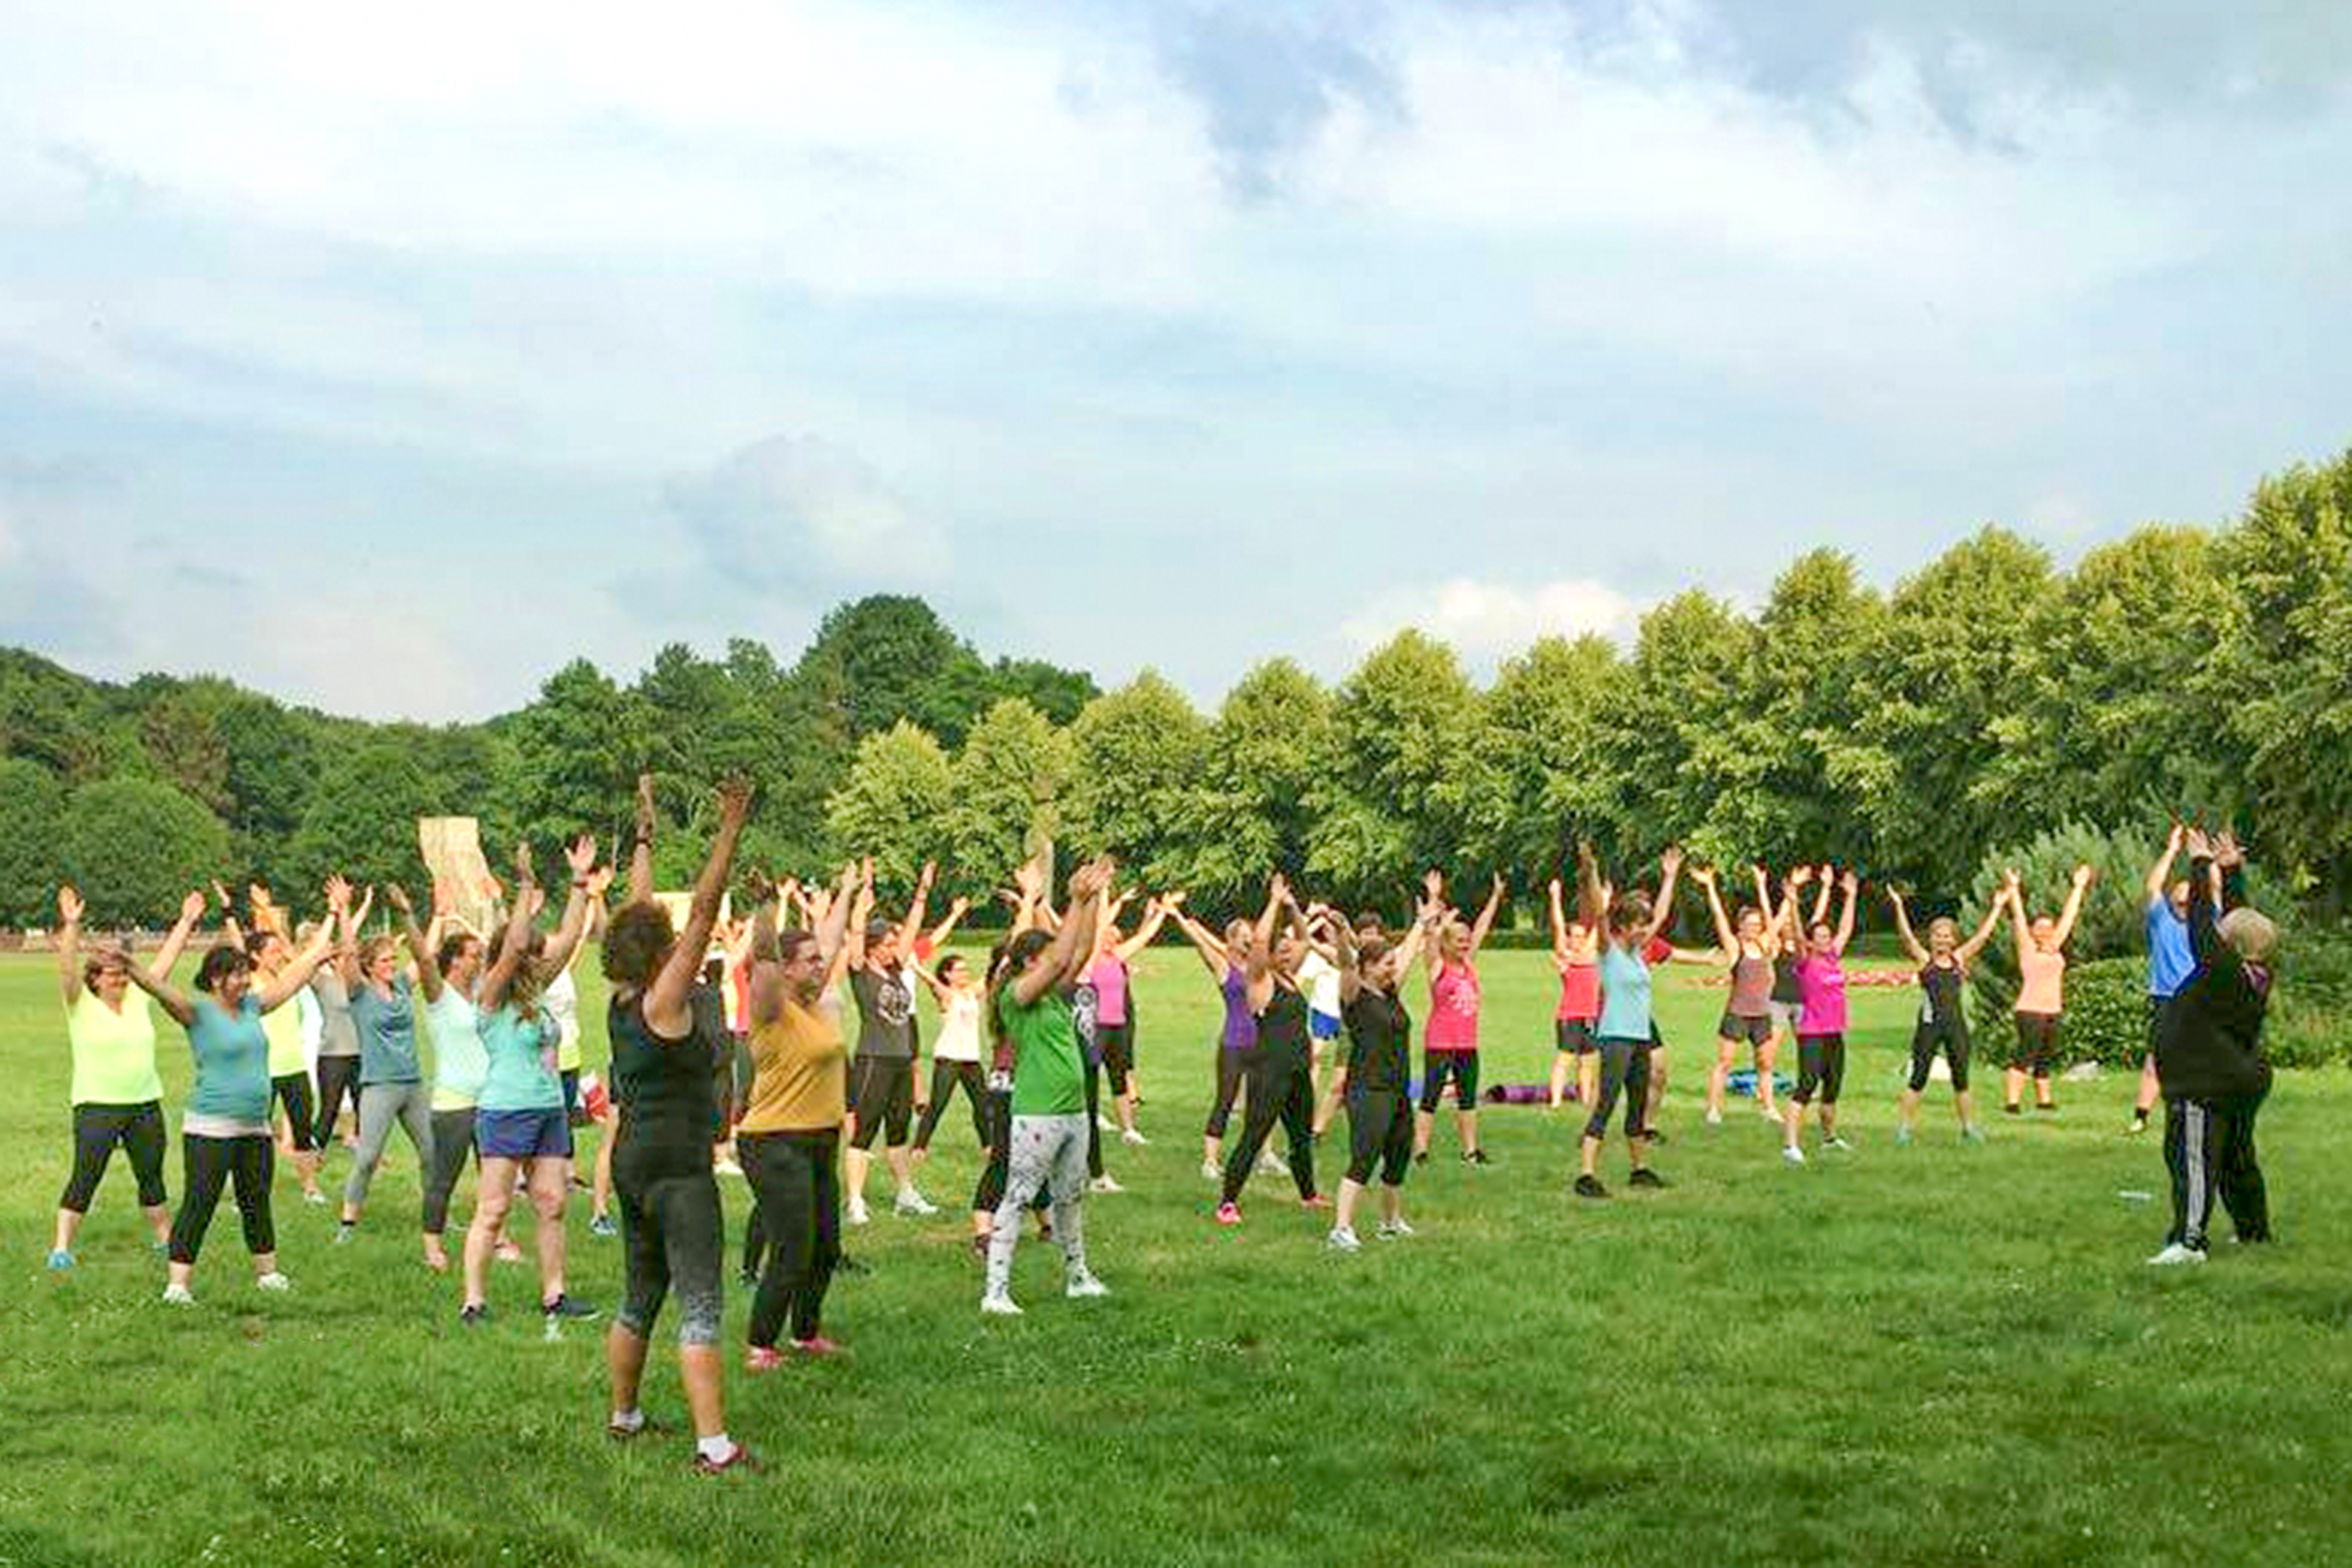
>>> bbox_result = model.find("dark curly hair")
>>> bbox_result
[196,944,253,996]
[602,902,676,989]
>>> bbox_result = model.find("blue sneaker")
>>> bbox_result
[590,1215,617,1239]
[46,1249,74,1271]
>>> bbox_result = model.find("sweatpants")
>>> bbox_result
[1584,1036,1651,1143]
[986,1112,1090,1297]
[1220,1047,1316,1206]
[913,1059,987,1152]
[1203,1045,1246,1139]
[312,1056,362,1147]
[344,1083,434,1220]
[59,1101,169,1213]
[741,1129,840,1347]
[1345,1088,1411,1187]
[422,1108,478,1235]
[170,1133,274,1265]
[2164,1090,2272,1251]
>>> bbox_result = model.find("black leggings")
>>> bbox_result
[312,1057,361,1148]
[272,1074,317,1153]
[1085,1056,1105,1179]
[1419,1050,1480,1114]
[741,1129,841,1347]
[60,1101,169,1213]
[1098,1020,1135,1097]
[1345,1088,1412,1187]
[169,1133,274,1265]
[1220,1047,1316,1205]
[1584,1037,1651,1142]
[615,1170,725,1347]
[422,1108,477,1235]
[1793,1034,1845,1105]
[1908,1018,1972,1093]
[912,1060,987,1151]
[1204,1045,1246,1139]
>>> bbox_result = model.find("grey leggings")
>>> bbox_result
[344,1083,435,1222]
[986,1112,1090,1298]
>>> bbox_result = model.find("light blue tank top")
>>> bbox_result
[1596,943,1654,1041]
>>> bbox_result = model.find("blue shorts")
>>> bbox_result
[1309,1009,1342,1041]
[476,1106,573,1161]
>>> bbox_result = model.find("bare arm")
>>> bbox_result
[475,849,539,1011]
[1956,896,2005,963]
[644,781,753,1037]
[895,861,935,959]
[1547,877,1569,963]
[924,895,970,955]
[255,909,339,1013]
[2051,866,2093,949]
[1833,872,1858,955]
[387,885,444,1002]
[124,953,196,1029]
[1697,867,1737,955]
[1576,843,1610,931]
[1168,906,1229,976]
[1117,893,1178,960]
[1887,890,1930,965]
[536,839,602,975]
[2146,824,2184,905]
[54,886,89,1007]
[1640,848,1685,947]
[816,862,861,997]
[628,774,656,906]
[1010,858,1109,1007]
[1466,873,1504,957]
[1246,876,1285,994]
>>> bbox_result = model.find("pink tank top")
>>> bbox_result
[1089,953,1129,1026]
[1426,963,1480,1052]
[2017,946,2065,1016]
[1795,953,1847,1036]
[1556,958,1600,1022]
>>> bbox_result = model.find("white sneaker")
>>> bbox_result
[1065,1270,1110,1298]
[2146,1242,2208,1267]
[1704,1109,1724,1126]
[846,1198,871,1227]
[1200,1160,1222,1182]
[1096,1114,1119,1132]
[302,1189,328,1206]
[894,1190,939,1217]
[161,1283,196,1307]
[1782,1146,1807,1166]
[1121,1128,1149,1147]
[1822,1136,1854,1152]
[1327,1227,1361,1253]
[255,1271,292,1292]
[980,1291,1024,1316]
[1088,1174,1124,1195]
[1376,1217,1416,1240]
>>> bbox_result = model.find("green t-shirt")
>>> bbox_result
[997,987,1085,1118]
[66,991,163,1105]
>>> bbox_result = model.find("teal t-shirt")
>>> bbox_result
[477,1004,563,1112]
[427,987,489,1108]
[1597,943,1654,1041]
[997,987,1085,1117]
[351,976,421,1085]
[187,994,272,1123]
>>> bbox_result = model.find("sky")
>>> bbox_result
[3,0,2349,722]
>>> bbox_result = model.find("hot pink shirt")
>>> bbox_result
[1795,953,1847,1037]
[2017,946,2066,1016]
[1426,963,1480,1052]
[1089,953,1130,1026]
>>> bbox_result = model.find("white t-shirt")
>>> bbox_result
[935,989,982,1063]
[1298,952,1341,1019]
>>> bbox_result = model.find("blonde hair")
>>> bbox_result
[2219,908,2277,964]
[357,935,399,971]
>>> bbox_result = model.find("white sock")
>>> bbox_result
[610,1408,644,1434]
[697,1433,736,1464]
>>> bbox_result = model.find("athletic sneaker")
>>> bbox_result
[1088,1175,1124,1195]
[543,1294,599,1321]
[1627,1168,1668,1190]
[1462,1150,1492,1166]
[1065,1271,1110,1299]
[745,1345,786,1374]
[1121,1128,1149,1147]
[2003,1103,2022,1116]
[605,1411,657,1441]
[255,1272,292,1293]
[2125,1115,2150,1136]
[46,1250,72,1271]
[792,1336,847,1358]
[1200,1160,1222,1182]
[1573,1175,1609,1200]
[1893,1126,1914,1147]
[1327,1227,1361,1253]
[846,1198,871,1227]
[460,1304,489,1328]
[1096,1114,1120,1132]
[1962,1125,1987,1145]
[1376,1217,1416,1240]
[333,1224,355,1246]
[894,1190,940,1217]
[980,1291,1025,1316]
[590,1215,617,1238]
[161,1283,196,1307]
[2146,1242,2208,1267]
[1822,1136,1854,1152]
[1214,1202,1242,1226]
[2035,1103,2058,1114]
[1704,1109,1724,1127]
[1782,1146,1807,1166]
[303,1189,328,1206]
[691,1444,758,1476]
[713,1157,743,1178]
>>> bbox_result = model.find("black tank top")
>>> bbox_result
[1918,960,1966,1028]
[1256,984,1311,1063]
[1341,987,1411,1094]
[609,991,718,1186]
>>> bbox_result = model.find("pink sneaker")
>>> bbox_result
[790,1336,847,1359]
[1215,1202,1242,1226]
[744,1345,785,1374]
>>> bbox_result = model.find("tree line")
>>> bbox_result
[4,448,2347,941]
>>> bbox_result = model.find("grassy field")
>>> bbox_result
[3,943,2347,1567]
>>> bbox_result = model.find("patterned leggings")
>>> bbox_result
[984,1113,1090,1298]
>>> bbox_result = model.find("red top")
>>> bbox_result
[1555,956,1600,1022]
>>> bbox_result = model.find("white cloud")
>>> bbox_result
[1341,575,1643,670]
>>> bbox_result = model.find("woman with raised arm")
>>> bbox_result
[981,856,1116,1316]
[841,860,939,1226]
[1887,885,2002,1145]
[1999,864,2094,1116]
[48,886,203,1268]
[1088,891,1177,1152]
[336,886,436,1249]
[309,886,369,1152]
[234,913,328,1207]
[738,861,859,1365]
[1696,863,1784,1126]
[1781,869,1860,1164]
[1575,846,1684,1197]
[1166,899,1258,1182]
[1546,874,1604,1113]
[602,777,756,1475]
[910,951,988,1160]
[1214,875,1327,1226]
[414,891,496,1273]
[131,883,340,1305]
[460,840,601,1330]
[1761,866,1828,1076]
[1323,901,1437,1250]
[1415,869,1504,1166]
[2131,825,2194,1135]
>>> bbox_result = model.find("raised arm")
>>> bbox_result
[1576,843,1610,931]
[1639,846,1684,947]
[1166,905,1229,976]
[254,884,343,1012]
[535,838,602,975]
[895,861,935,959]
[1117,893,1179,960]
[1807,867,1834,931]
[1247,875,1285,991]
[1956,890,2006,963]
[386,884,444,1002]
[924,893,971,955]
[1832,869,1858,955]
[1333,912,1363,1006]
[1009,857,1110,1007]
[1056,864,1110,987]
[816,861,861,996]
[644,781,753,1036]
[211,880,248,955]
[1466,872,1504,957]
[149,889,209,985]
[55,886,90,1007]
[475,848,541,1011]
[1696,864,1737,955]
[628,773,657,906]
[1547,876,1570,963]
[2145,823,2185,906]
[2182,830,2222,964]
[123,948,196,1029]
[2001,870,2029,949]
[2051,864,2093,949]
[1887,888,1930,965]
[841,861,875,971]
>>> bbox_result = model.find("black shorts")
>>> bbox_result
[1097,1020,1136,1095]
[1717,1013,1773,1047]
[2011,1012,2062,1072]
[561,1067,588,1128]
[1793,1034,1845,1105]
[1419,1051,1480,1113]
[848,1056,915,1149]
[1555,1018,1597,1055]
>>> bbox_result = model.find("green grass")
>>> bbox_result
[4,946,2349,1567]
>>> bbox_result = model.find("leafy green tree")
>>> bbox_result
[216,692,323,886]
[797,594,971,741]
[507,659,652,847]
[1187,659,1333,906]
[280,734,446,900]
[60,778,231,926]
[1466,634,1621,881]
[1594,590,1768,868]
[1063,671,1211,886]
[0,757,68,926]
[824,721,955,895]
[1751,550,1887,867]
[949,698,1072,897]
[1307,632,1482,908]
[989,657,1099,727]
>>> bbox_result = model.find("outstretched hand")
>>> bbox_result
[566,835,599,879]
[716,776,756,824]
[179,889,207,924]
[385,884,413,915]
[1659,845,1684,877]
[325,875,353,915]
[2214,831,2244,870]
[59,885,85,925]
